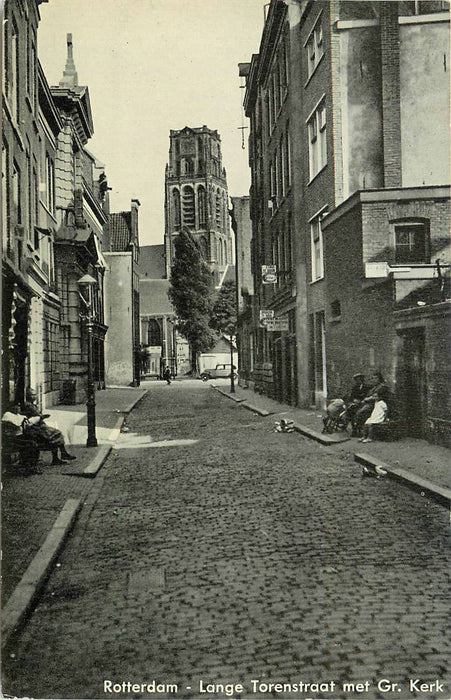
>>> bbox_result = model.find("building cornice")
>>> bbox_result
[322,186,451,229]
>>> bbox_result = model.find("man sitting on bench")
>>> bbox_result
[21,389,76,465]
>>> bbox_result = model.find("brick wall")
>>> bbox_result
[324,203,397,398]
[380,2,402,187]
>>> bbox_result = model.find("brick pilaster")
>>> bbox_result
[380,2,402,188]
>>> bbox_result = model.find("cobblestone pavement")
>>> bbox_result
[3,381,450,700]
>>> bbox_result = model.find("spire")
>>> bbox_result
[59,33,78,88]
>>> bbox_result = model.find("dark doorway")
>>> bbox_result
[400,328,427,437]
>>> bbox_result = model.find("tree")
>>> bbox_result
[210,279,237,336]
[169,228,216,372]
[210,279,238,392]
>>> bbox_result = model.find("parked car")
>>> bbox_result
[200,364,237,381]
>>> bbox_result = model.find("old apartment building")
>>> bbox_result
[240,0,450,443]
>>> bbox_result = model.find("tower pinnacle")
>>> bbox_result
[59,33,78,88]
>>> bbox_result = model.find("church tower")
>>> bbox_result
[164,126,232,285]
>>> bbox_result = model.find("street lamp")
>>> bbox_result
[77,273,98,447]
[228,324,236,394]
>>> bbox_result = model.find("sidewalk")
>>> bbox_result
[1,386,147,613]
[212,381,451,494]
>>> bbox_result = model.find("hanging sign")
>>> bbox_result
[265,316,289,332]
[262,265,278,284]
[259,309,274,328]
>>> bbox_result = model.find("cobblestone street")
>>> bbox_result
[3,381,450,700]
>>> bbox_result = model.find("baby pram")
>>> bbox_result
[322,398,349,433]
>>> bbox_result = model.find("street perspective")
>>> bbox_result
[1,1,450,700]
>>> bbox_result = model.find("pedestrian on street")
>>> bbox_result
[164,367,172,385]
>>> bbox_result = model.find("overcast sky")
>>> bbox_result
[37,0,268,246]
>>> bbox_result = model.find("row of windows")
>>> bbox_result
[2,137,56,251]
[311,217,433,284]
[265,30,290,137]
[269,129,292,209]
[271,214,293,290]
[2,4,37,123]
[172,186,227,231]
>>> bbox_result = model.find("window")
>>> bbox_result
[215,191,221,228]
[12,160,21,223]
[30,40,36,108]
[197,186,206,226]
[310,210,327,281]
[199,236,208,260]
[182,186,195,227]
[331,300,341,319]
[268,81,275,133]
[269,161,276,204]
[308,101,327,180]
[147,320,161,347]
[273,70,280,116]
[280,136,286,197]
[173,189,181,229]
[10,17,19,120]
[46,155,55,214]
[286,128,291,188]
[32,165,39,247]
[394,222,429,263]
[306,17,324,78]
[26,149,31,240]
[2,140,9,252]
[280,38,288,95]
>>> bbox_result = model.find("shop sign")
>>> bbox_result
[262,265,278,284]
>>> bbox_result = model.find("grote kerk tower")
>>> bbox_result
[164,126,232,285]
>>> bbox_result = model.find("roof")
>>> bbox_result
[139,245,166,279]
[108,212,132,251]
[139,279,174,316]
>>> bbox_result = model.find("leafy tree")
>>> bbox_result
[169,228,216,372]
[210,279,237,336]
[210,279,238,392]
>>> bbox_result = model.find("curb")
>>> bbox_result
[120,389,148,415]
[241,401,272,417]
[1,498,82,649]
[294,423,350,446]
[354,452,451,508]
[82,445,112,478]
[212,386,246,403]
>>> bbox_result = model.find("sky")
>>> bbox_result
[37,0,268,246]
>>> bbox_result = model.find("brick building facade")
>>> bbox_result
[2,14,112,409]
[240,0,450,442]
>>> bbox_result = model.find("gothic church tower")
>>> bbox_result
[164,126,232,285]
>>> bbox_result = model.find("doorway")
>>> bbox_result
[401,328,426,437]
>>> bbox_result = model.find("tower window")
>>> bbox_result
[182,186,195,228]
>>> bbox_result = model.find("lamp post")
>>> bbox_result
[228,325,236,394]
[77,274,98,447]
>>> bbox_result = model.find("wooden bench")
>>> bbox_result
[1,426,54,472]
